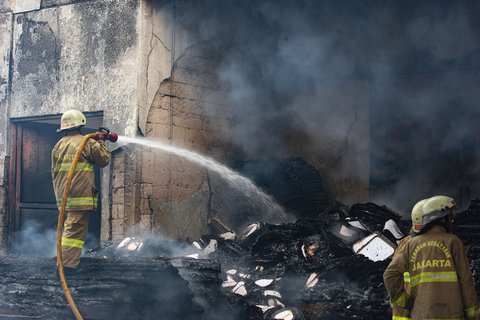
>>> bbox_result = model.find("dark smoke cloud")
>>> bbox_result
[175,0,480,213]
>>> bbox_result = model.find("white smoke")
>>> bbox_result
[12,220,57,257]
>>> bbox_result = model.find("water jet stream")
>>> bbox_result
[118,136,291,225]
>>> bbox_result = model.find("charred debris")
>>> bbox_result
[0,201,399,319]
[2,200,480,320]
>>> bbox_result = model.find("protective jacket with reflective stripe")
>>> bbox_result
[390,236,413,320]
[384,226,480,320]
[51,133,110,211]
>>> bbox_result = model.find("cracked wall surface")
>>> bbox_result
[142,43,233,239]
[136,1,196,135]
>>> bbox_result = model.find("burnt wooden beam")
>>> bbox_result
[0,256,217,320]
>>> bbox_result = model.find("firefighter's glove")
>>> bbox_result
[96,127,110,141]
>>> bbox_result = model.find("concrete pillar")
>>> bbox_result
[0,12,13,253]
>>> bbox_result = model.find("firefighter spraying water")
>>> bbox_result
[52,109,118,320]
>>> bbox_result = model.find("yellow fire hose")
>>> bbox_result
[55,132,97,320]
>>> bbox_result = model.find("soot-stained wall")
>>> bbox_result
[142,43,233,239]
[9,0,138,133]
[0,0,141,248]
[139,1,370,238]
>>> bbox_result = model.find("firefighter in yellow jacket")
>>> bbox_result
[384,195,480,320]
[51,109,110,273]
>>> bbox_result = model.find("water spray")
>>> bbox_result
[117,136,291,223]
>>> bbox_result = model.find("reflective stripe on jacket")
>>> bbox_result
[51,133,110,211]
[384,226,480,320]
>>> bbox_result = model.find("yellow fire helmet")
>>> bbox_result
[57,109,86,132]
[411,199,428,233]
[411,195,455,234]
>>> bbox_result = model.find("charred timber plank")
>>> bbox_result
[0,256,197,320]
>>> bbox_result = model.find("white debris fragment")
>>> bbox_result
[186,254,199,259]
[219,232,236,240]
[232,281,247,296]
[352,231,395,261]
[268,298,285,307]
[306,273,318,288]
[255,279,274,287]
[264,290,282,298]
[121,238,143,251]
[255,304,275,313]
[192,241,202,250]
[301,244,307,258]
[273,309,294,320]
[347,220,367,231]
[239,273,251,279]
[117,237,132,249]
[352,232,395,262]
[222,275,237,288]
[203,239,218,254]
[127,242,138,251]
[226,269,237,275]
[383,219,405,241]
[240,223,261,240]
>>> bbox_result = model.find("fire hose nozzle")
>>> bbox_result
[95,127,119,142]
[106,131,118,142]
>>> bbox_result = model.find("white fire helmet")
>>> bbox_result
[57,109,86,132]
[411,195,455,234]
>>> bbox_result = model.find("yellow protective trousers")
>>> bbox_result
[62,211,91,269]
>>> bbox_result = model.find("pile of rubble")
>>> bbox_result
[3,199,480,319]
[206,202,404,320]
[103,201,407,319]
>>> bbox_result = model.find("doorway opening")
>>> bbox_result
[7,112,104,256]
